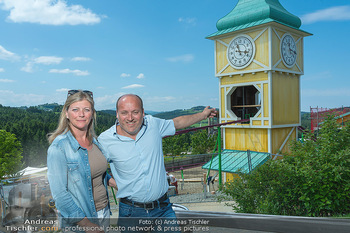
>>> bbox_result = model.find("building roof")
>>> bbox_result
[335,111,350,125]
[202,149,271,174]
[207,0,306,39]
[335,111,350,119]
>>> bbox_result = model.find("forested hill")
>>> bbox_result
[0,104,209,167]
[0,104,116,167]
[153,106,206,119]
[102,106,208,119]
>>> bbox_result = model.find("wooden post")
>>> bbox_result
[180,168,184,190]
[203,173,208,193]
[247,149,252,173]
[218,126,222,187]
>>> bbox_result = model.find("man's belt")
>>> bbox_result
[120,193,168,209]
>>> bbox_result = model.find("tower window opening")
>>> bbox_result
[231,85,261,122]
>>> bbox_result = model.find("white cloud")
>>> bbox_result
[145,96,176,103]
[178,17,197,26]
[49,68,90,76]
[301,5,350,24]
[166,54,194,63]
[0,45,20,61]
[34,56,63,65]
[122,84,145,89]
[21,62,34,73]
[0,90,47,106]
[120,73,131,78]
[142,95,177,111]
[136,73,145,79]
[71,57,91,62]
[0,79,15,83]
[0,0,102,25]
[95,93,124,110]
[95,94,177,111]
[21,56,63,72]
[0,68,4,72]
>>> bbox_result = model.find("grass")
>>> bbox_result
[164,155,191,162]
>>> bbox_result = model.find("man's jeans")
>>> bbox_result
[118,198,181,233]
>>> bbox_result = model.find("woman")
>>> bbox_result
[47,90,115,233]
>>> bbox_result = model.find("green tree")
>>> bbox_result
[0,105,116,167]
[163,133,191,156]
[191,130,216,155]
[0,130,23,179]
[300,112,311,130]
[221,116,350,217]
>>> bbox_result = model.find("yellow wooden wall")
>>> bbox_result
[223,126,296,182]
[224,128,269,152]
[226,173,240,182]
[215,28,269,75]
[272,28,304,72]
[224,126,296,154]
[263,82,269,119]
[272,73,300,125]
[220,72,268,85]
[215,25,305,76]
[271,127,296,154]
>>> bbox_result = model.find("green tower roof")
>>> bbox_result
[207,0,302,38]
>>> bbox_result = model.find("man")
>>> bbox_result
[98,94,217,232]
[166,172,178,195]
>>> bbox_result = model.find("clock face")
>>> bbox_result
[281,34,297,68]
[227,35,255,69]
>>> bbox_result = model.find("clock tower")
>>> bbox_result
[207,0,311,155]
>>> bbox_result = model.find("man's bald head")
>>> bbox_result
[116,94,143,112]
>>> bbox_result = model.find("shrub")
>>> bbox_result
[221,116,350,216]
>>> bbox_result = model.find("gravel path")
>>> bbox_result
[170,192,220,204]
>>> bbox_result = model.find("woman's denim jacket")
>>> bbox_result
[47,130,111,228]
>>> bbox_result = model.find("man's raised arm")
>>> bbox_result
[172,106,217,130]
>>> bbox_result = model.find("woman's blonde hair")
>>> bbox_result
[47,90,96,144]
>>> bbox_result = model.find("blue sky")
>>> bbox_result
[0,0,349,112]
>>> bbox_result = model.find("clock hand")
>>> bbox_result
[235,44,242,55]
[289,48,297,55]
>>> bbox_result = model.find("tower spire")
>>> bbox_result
[208,0,302,38]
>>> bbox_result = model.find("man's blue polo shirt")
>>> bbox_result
[98,115,175,203]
